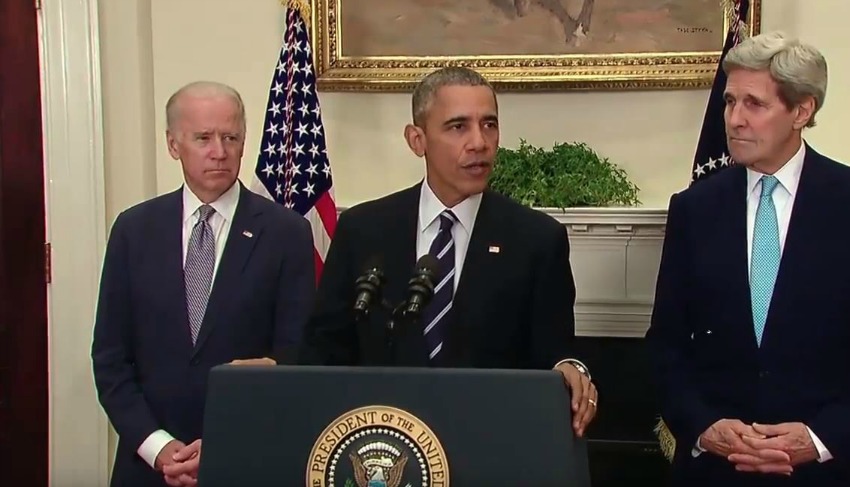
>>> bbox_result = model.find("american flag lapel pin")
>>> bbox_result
[488,245,500,254]
[242,230,254,238]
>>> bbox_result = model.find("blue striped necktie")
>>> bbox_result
[422,210,457,361]
[751,176,781,347]
[185,204,216,344]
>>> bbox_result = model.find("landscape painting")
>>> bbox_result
[311,0,761,91]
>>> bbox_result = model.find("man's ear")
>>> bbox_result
[404,124,426,157]
[166,130,181,160]
[793,95,816,129]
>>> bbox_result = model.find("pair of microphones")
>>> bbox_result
[352,254,439,324]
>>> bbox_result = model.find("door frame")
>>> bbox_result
[39,0,111,484]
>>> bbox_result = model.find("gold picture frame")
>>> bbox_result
[311,0,761,92]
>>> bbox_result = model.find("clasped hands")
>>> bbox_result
[699,419,819,475]
[157,356,275,485]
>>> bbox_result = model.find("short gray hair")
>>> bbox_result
[723,31,827,127]
[411,67,496,127]
[166,81,246,131]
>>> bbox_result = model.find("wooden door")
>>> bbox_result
[0,0,50,484]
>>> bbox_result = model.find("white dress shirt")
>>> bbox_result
[693,141,831,462]
[415,180,482,291]
[136,181,240,469]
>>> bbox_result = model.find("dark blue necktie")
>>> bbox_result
[421,210,457,361]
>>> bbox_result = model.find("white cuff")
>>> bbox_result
[553,358,591,381]
[806,426,833,463]
[692,436,706,457]
[137,429,176,469]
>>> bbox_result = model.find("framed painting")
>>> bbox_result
[310,0,761,91]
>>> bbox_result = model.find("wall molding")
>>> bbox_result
[39,0,110,484]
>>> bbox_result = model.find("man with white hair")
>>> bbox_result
[647,31,850,485]
[91,81,316,487]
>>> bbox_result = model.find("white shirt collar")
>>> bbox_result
[182,180,240,224]
[746,140,805,197]
[418,179,482,235]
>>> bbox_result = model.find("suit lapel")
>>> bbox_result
[717,167,759,350]
[155,189,195,353]
[441,191,501,365]
[383,186,424,365]
[191,186,263,356]
[762,149,823,348]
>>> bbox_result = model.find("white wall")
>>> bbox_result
[98,0,850,216]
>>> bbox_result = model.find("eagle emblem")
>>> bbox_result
[350,442,409,487]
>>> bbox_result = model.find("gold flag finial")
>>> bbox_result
[281,0,311,31]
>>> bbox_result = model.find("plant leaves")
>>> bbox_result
[488,139,640,208]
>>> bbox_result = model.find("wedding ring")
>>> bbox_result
[588,398,597,407]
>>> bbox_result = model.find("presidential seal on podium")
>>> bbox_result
[307,405,449,487]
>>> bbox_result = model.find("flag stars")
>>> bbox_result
[264,142,276,157]
[311,123,323,137]
[271,81,284,97]
[298,102,311,118]
[266,122,279,138]
[304,182,316,197]
[309,144,321,158]
[322,163,331,178]
[262,163,275,178]
[294,143,305,157]
[268,102,281,117]
[306,163,319,177]
[296,123,310,138]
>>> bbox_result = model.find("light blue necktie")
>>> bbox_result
[751,176,781,346]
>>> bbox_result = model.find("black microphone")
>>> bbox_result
[353,256,385,321]
[402,254,439,320]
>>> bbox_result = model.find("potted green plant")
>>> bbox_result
[489,139,640,209]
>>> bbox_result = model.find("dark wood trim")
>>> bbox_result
[0,0,50,484]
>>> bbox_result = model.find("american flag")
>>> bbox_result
[251,2,337,280]
[691,0,750,184]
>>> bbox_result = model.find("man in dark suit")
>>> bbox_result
[91,81,315,487]
[646,32,849,486]
[299,66,598,437]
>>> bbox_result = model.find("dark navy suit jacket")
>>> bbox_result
[92,183,315,487]
[646,145,850,486]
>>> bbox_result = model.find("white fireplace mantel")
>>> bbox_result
[540,208,667,338]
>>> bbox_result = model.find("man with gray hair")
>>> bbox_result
[300,66,598,437]
[647,31,850,485]
[92,81,316,487]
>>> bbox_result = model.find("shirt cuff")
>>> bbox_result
[137,429,176,469]
[806,425,833,463]
[553,358,591,381]
[692,436,706,457]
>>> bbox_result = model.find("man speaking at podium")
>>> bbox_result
[299,66,598,437]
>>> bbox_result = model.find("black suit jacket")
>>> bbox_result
[299,183,578,369]
[646,145,850,486]
[91,183,315,487]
